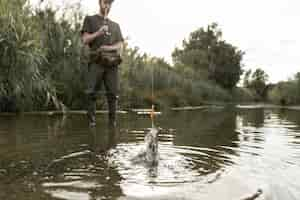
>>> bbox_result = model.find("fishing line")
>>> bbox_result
[150,64,155,128]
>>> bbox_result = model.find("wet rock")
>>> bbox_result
[0,169,7,178]
[24,181,37,193]
[9,163,16,168]
[0,96,17,112]
[32,171,38,176]
[241,189,263,200]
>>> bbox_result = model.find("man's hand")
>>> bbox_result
[99,45,112,51]
[82,25,109,45]
[97,25,109,36]
[99,42,123,55]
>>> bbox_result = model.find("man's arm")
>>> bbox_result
[99,22,124,54]
[100,41,124,54]
[81,25,109,45]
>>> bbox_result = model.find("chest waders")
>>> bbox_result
[86,7,118,128]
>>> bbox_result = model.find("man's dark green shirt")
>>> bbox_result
[81,15,124,52]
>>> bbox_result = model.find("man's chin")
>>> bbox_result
[101,7,110,12]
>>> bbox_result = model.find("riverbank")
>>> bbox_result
[1,104,300,116]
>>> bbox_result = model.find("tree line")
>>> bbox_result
[0,0,299,112]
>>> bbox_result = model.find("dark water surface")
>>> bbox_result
[0,106,300,200]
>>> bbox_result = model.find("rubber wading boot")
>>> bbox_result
[108,112,116,128]
[87,94,97,127]
[108,97,117,128]
[87,113,96,127]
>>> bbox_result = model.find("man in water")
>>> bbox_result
[81,0,124,127]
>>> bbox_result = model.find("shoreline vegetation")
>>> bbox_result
[0,0,300,113]
[1,104,300,117]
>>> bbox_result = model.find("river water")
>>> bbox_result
[0,106,299,200]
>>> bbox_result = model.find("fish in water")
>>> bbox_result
[144,128,159,165]
[131,128,159,166]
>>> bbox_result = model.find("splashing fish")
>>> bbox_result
[144,128,159,165]
[131,128,159,166]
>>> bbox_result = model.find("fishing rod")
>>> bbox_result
[103,6,111,37]
[135,61,157,128]
[103,3,157,128]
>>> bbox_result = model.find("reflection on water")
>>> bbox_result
[0,106,300,199]
[43,126,124,200]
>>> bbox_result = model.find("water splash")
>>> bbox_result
[131,128,159,167]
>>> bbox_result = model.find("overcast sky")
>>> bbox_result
[31,0,300,83]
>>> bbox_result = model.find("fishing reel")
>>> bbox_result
[103,20,111,37]
[102,22,111,45]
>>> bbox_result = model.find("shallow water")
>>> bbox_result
[0,106,300,200]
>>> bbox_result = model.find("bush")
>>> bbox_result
[268,78,300,105]
[0,0,52,111]
[232,87,256,102]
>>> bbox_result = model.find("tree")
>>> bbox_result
[248,68,269,99]
[210,41,244,89]
[243,69,252,87]
[295,72,300,84]
[172,23,221,77]
[172,23,244,89]
[294,72,300,102]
